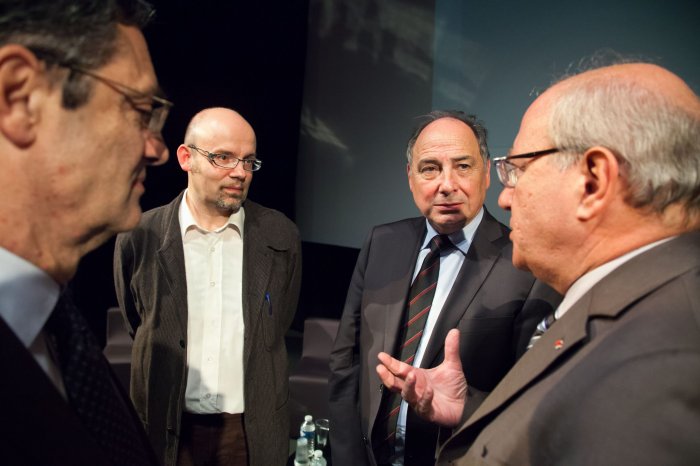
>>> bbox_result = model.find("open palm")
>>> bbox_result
[376,329,467,427]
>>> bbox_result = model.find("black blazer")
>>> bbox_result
[329,209,561,466]
[0,317,156,465]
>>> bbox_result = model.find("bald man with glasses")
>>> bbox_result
[114,107,301,466]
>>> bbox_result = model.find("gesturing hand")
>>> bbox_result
[376,329,467,427]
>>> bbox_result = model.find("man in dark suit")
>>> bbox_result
[0,1,170,464]
[377,63,700,465]
[329,111,560,466]
[114,107,301,466]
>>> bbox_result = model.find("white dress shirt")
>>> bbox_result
[394,208,485,463]
[0,247,64,395]
[179,191,246,414]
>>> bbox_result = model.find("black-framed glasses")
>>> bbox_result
[188,144,262,172]
[65,65,173,134]
[493,148,560,187]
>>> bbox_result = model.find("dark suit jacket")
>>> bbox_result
[438,231,700,465]
[329,210,561,466]
[0,315,156,465]
[114,192,301,466]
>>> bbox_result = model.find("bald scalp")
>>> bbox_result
[542,62,700,224]
[554,63,700,117]
[183,107,256,146]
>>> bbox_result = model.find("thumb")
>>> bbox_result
[444,328,462,367]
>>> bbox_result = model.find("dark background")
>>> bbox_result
[69,0,700,346]
[71,0,358,345]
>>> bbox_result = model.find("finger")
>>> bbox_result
[377,351,410,377]
[443,329,463,367]
[402,370,418,405]
[376,364,403,392]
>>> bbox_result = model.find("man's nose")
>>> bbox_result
[438,167,457,191]
[144,131,169,166]
[498,186,513,211]
[227,160,248,178]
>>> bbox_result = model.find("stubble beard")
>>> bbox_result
[216,192,244,213]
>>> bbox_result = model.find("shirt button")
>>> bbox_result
[210,281,215,287]
[204,393,211,399]
[210,247,215,252]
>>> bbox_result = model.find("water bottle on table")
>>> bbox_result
[294,437,309,466]
[300,415,316,456]
[310,450,327,466]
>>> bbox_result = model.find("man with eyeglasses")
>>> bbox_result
[114,107,301,466]
[0,0,170,464]
[329,110,560,466]
[376,63,700,465]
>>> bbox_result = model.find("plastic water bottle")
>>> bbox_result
[310,450,327,466]
[293,437,309,466]
[300,415,316,456]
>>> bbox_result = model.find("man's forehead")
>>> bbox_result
[416,119,478,150]
[513,96,554,152]
[103,24,158,93]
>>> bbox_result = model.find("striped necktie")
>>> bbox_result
[527,312,557,350]
[374,234,453,463]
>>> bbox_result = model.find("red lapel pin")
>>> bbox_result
[554,339,564,350]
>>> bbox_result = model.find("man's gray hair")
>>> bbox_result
[549,71,700,217]
[0,0,154,109]
[405,110,489,165]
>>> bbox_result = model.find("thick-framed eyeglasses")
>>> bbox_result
[493,148,560,187]
[64,65,173,134]
[188,144,263,171]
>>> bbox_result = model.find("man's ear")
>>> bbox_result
[176,144,193,172]
[0,45,44,147]
[576,146,620,221]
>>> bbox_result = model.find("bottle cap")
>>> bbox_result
[314,450,323,458]
[297,437,308,445]
[304,415,313,422]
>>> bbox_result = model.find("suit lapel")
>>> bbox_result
[242,202,274,368]
[420,212,505,368]
[448,232,700,445]
[381,219,425,357]
[0,318,107,463]
[156,192,189,338]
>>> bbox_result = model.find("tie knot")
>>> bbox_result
[429,234,453,254]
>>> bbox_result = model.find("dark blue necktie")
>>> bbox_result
[46,291,152,466]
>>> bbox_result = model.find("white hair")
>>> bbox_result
[549,74,700,217]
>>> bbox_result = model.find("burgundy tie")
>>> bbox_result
[374,234,453,463]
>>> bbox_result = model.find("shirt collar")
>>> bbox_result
[0,247,60,348]
[555,236,676,319]
[421,207,484,254]
[178,189,245,238]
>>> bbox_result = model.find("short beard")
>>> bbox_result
[216,194,244,212]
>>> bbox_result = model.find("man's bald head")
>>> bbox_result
[541,62,700,223]
[184,107,256,147]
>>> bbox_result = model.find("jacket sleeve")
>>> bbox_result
[282,225,302,333]
[113,232,140,338]
[328,229,374,466]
